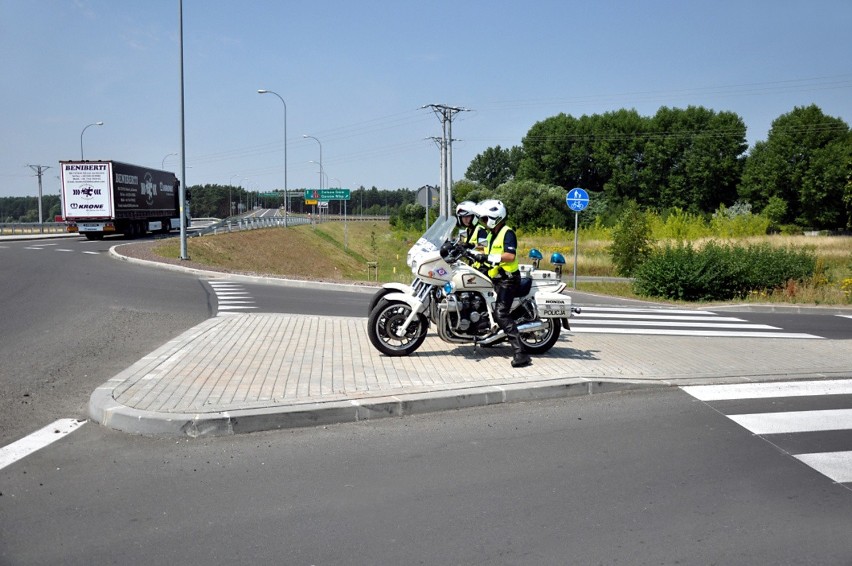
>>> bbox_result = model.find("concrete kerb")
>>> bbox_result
[89,376,665,437]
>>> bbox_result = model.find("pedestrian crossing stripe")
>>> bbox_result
[572,306,822,339]
[682,380,852,400]
[209,281,257,313]
[795,452,852,483]
[729,409,852,434]
[682,379,852,485]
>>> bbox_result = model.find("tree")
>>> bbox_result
[516,107,747,215]
[640,106,747,213]
[465,145,523,190]
[610,200,654,276]
[739,104,850,229]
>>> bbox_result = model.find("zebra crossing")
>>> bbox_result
[683,380,852,485]
[208,280,257,314]
[570,306,822,339]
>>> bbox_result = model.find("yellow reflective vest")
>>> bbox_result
[485,225,519,278]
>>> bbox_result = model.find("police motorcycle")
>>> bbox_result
[366,216,577,357]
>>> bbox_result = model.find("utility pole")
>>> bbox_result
[27,164,51,231]
[423,104,468,218]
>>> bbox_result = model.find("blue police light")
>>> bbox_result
[528,248,543,269]
[550,252,566,265]
[443,281,455,295]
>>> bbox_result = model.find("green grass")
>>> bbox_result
[152,220,852,305]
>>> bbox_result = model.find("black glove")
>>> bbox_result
[473,253,488,264]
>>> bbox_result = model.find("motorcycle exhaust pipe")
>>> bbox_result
[477,320,549,346]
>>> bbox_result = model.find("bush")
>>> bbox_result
[633,241,817,301]
[609,201,654,276]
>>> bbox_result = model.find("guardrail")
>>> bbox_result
[192,214,313,236]
[1,214,391,238]
[0,222,67,235]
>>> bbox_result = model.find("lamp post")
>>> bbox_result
[162,153,178,169]
[80,121,103,160]
[302,134,323,190]
[257,89,288,224]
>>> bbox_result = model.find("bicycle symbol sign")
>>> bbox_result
[565,188,589,212]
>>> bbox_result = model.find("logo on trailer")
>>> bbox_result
[74,184,100,199]
[141,172,157,205]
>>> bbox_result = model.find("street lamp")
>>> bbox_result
[303,134,323,190]
[257,89,288,223]
[309,160,327,188]
[80,121,103,160]
[162,153,178,169]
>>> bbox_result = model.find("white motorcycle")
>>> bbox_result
[367,217,578,357]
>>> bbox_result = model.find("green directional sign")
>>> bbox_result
[303,189,350,201]
[260,192,282,197]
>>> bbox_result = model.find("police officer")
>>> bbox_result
[455,201,485,247]
[474,199,532,368]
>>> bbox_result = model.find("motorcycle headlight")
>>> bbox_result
[443,281,455,295]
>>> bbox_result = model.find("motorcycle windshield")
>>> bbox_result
[406,216,457,268]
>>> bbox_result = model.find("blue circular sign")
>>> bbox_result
[566,187,589,211]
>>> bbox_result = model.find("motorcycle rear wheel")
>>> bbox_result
[367,300,429,356]
[519,318,561,354]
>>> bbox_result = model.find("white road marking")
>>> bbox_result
[794,451,852,483]
[82,251,100,255]
[683,380,852,401]
[683,380,852,484]
[0,419,86,471]
[571,327,820,339]
[728,409,852,434]
[578,312,746,322]
[578,307,717,315]
[571,319,779,329]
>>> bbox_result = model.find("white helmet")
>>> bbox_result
[476,199,506,229]
[455,200,477,227]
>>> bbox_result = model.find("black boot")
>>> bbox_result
[508,332,531,368]
[512,351,532,368]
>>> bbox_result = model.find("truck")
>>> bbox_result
[59,160,188,240]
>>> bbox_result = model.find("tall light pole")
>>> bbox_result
[80,121,103,160]
[257,89,288,225]
[309,160,327,189]
[303,134,323,190]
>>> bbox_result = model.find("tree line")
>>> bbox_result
[4,103,849,232]
[462,104,851,232]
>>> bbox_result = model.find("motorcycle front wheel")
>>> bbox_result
[519,318,561,355]
[367,300,429,356]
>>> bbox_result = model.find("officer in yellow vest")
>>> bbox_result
[455,201,485,247]
[455,201,487,271]
[473,199,532,368]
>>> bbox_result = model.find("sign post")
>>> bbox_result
[565,188,590,289]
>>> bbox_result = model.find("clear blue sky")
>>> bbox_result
[2,0,850,199]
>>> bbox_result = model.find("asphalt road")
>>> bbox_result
[2,388,851,565]
[2,233,851,565]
